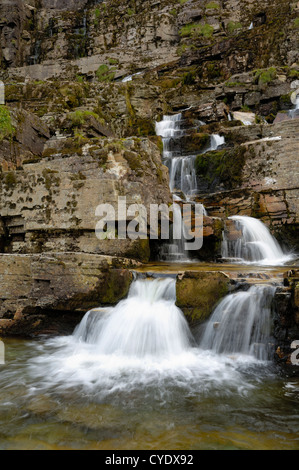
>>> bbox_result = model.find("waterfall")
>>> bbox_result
[154,114,224,261]
[155,115,225,198]
[30,39,42,65]
[155,114,192,261]
[122,71,143,82]
[221,215,294,265]
[289,94,299,119]
[25,276,278,403]
[199,285,276,361]
[155,114,199,198]
[210,134,225,150]
[74,277,193,357]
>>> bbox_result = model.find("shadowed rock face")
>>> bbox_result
[0,253,136,336]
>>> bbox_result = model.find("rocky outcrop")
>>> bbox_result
[0,252,137,336]
[0,0,298,339]
[0,128,171,261]
[195,118,299,249]
[273,269,299,373]
[176,271,231,326]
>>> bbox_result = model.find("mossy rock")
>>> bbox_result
[0,106,15,142]
[97,269,133,305]
[125,116,156,138]
[183,133,210,153]
[126,239,151,263]
[176,271,230,326]
[195,146,247,191]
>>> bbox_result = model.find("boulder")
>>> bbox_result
[0,252,136,336]
[176,271,230,326]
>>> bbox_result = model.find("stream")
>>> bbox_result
[0,108,298,451]
[0,264,299,450]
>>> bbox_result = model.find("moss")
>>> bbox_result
[69,110,103,127]
[96,64,115,82]
[182,71,196,85]
[97,269,133,304]
[23,156,42,164]
[255,67,277,85]
[123,150,143,175]
[134,118,155,136]
[227,21,243,34]
[176,272,230,326]
[206,1,220,9]
[0,106,15,142]
[225,80,246,87]
[280,92,292,107]
[42,148,57,158]
[108,58,119,65]
[179,23,214,39]
[293,17,299,28]
[204,62,223,79]
[176,43,189,56]
[70,172,86,181]
[125,87,135,119]
[59,84,85,109]
[3,171,17,189]
[149,135,164,155]
[159,78,181,89]
[42,169,60,190]
[127,239,150,263]
[195,146,247,190]
[287,68,299,79]
[184,133,210,153]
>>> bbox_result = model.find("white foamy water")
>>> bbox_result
[155,115,224,261]
[222,215,295,266]
[200,284,276,360]
[24,278,275,403]
[210,134,225,150]
[289,95,299,119]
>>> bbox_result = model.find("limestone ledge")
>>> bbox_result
[0,252,138,336]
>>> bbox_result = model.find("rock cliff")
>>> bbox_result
[0,0,298,336]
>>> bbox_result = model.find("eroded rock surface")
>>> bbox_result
[0,0,298,336]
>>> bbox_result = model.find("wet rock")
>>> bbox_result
[0,253,137,337]
[273,271,299,373]
[176,271,231,326]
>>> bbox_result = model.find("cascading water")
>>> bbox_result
[199,284,276,361]
[155,113,194,195]
[221,215,294,266]
[210,134,225,150]
[74,277,193,357]
[288,94,299,119]
[155,114,191,261]
[155,114,225,199]
[155,114,225,261]
[24,276,277,406]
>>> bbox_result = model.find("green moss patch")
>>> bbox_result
[179,23,214,39]
[254,67,277,85]
[227,21,243,34]
[0,106,15,142]
[206,1,220,9]
[96,64,116,82]
[195,146,247,190]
